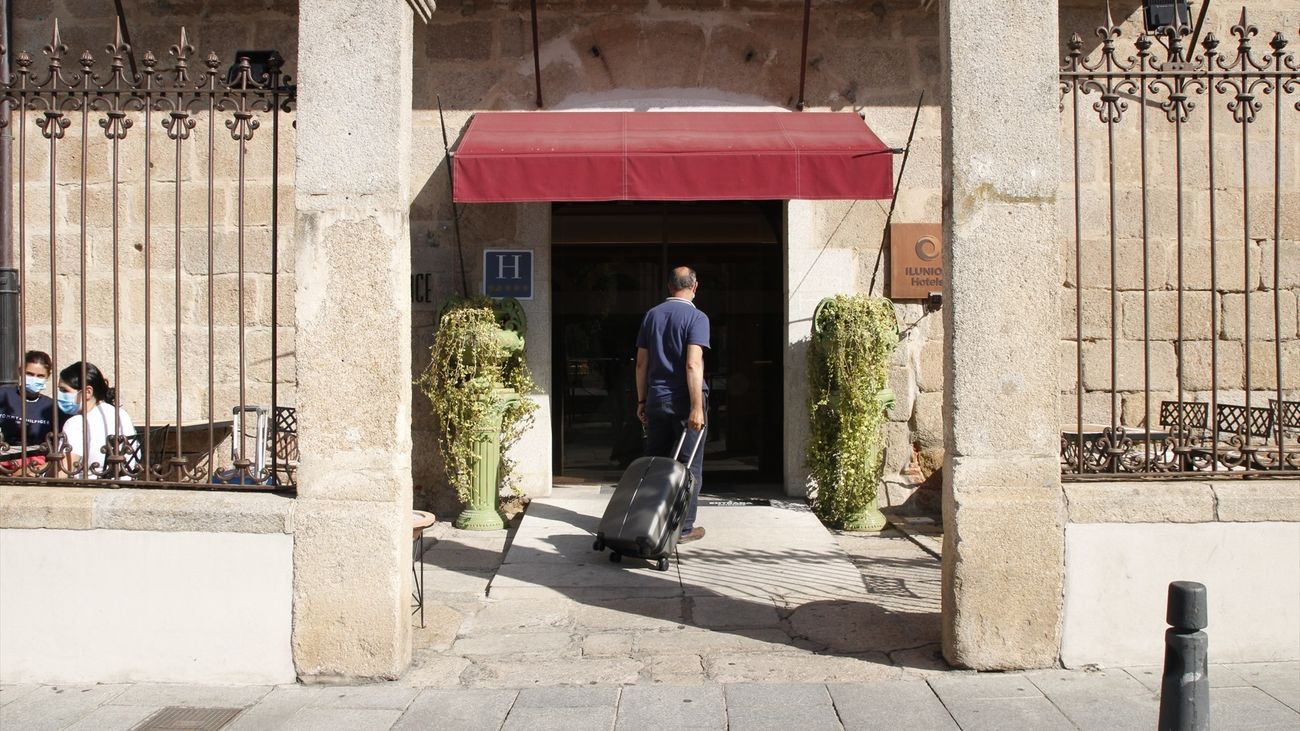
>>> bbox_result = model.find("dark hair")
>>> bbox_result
[24,350,51,370]
[668,266,698,291]
[59,361,116,405]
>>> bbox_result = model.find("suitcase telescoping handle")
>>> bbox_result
[672,423,706,466]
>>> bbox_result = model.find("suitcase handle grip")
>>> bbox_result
[672,423,706,466]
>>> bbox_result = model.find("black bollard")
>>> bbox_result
[1158,580,1209,731]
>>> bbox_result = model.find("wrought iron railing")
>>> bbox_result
[0,22,296,490]
[1059,9,1298,478]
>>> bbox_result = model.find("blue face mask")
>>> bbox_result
[57,391,81,415]
[24,376,46,394]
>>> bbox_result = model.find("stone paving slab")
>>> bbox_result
[583,633,637,657]
[317,684,422,709]
[573,597,689,631]
[223,686,340,731]
[107,683,271,708]
[515,686,620,707]
[278,706,405,731]
[462,597,575,632]
[63,704,158,731]
[723,682,843,731]
[690,595,781,629]
[1228,661,1300,712]
[491,563,684,593]
[616,685,726,729]
[0,684,128,731]
[928,672,1044,702]
[940,696,1076,731]
[502,685,621,731]
[501,705,617,731]
[451,630,578,657]
[704,652,900,684]
[827,680,960,730]
[641,655,708,685]
[418,567,495,598]
[0,684,38,708]
[465,657,643,689]
[1210,686,1300,730]
[1025,667,1152,699]
[401,656,473,688]
[390,688,517,731]
[1043,691,1158,731]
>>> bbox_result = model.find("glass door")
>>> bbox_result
[552,202,783,488]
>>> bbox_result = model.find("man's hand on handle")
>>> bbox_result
[688,406,705,432]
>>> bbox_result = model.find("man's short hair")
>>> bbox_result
[668,267,697,291]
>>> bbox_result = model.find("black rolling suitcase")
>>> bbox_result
[593,426,704,572]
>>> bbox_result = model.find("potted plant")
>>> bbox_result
[806,294,900,531]
[418,297,537,530]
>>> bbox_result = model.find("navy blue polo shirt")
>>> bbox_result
[636,297,710,404]
[0,385,55,448]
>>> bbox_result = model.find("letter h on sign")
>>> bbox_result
[483,250,534,300]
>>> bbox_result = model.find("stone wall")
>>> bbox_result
[11,0,1292,506]
[10,2,298,432]
[409,0,948,511]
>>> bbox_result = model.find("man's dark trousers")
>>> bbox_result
[644,397,705,534]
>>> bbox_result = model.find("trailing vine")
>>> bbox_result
[417,297,538,506]
[806,294,899,527]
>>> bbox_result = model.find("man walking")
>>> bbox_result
[636,266,709,544]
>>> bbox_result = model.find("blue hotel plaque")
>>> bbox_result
[483,250,533,300]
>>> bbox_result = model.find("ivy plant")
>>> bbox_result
[806,294,899,527]
[417,297,538,506]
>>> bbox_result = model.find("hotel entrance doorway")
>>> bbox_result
[551,201,784,488]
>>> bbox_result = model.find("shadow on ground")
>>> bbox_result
[410,489,946,687]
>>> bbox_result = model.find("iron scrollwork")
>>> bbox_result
[1059,9,1298,480]
[0,21,296,492]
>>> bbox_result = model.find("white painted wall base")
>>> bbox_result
[0,529,295,685]
[1062,522,1300,668]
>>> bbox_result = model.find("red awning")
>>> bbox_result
[451,111,895,203]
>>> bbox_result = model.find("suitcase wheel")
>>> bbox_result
[609,551,622,563]
[593,537,605,552]
[656,557,670,572]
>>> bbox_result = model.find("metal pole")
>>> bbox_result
[530,0,543,108]
[437,96,469,298]
[795,0,812,110]
[0,0,19,387]
[1158,581,1209,731]
[867,91,923,295]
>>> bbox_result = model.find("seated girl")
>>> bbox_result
[0,350,56,472]
[57,362,136,480]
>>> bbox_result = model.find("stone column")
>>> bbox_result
[940,0,1064,669]
[292,0,414,680]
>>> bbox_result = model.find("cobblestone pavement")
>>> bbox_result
[3,487,1297,729]
[409,487,945,688]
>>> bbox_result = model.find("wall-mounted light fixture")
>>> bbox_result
[1143,0,1193,32]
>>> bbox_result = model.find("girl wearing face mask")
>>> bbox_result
[0,350,55,469]
[57,361,136,479]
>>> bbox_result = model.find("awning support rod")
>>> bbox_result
[437,96,469,298]
[112,0,139,80]
[869,90,924,295]
[530,0,543,108]
[796,0,812,110]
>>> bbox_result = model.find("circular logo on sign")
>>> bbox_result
[915,236,940,262]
